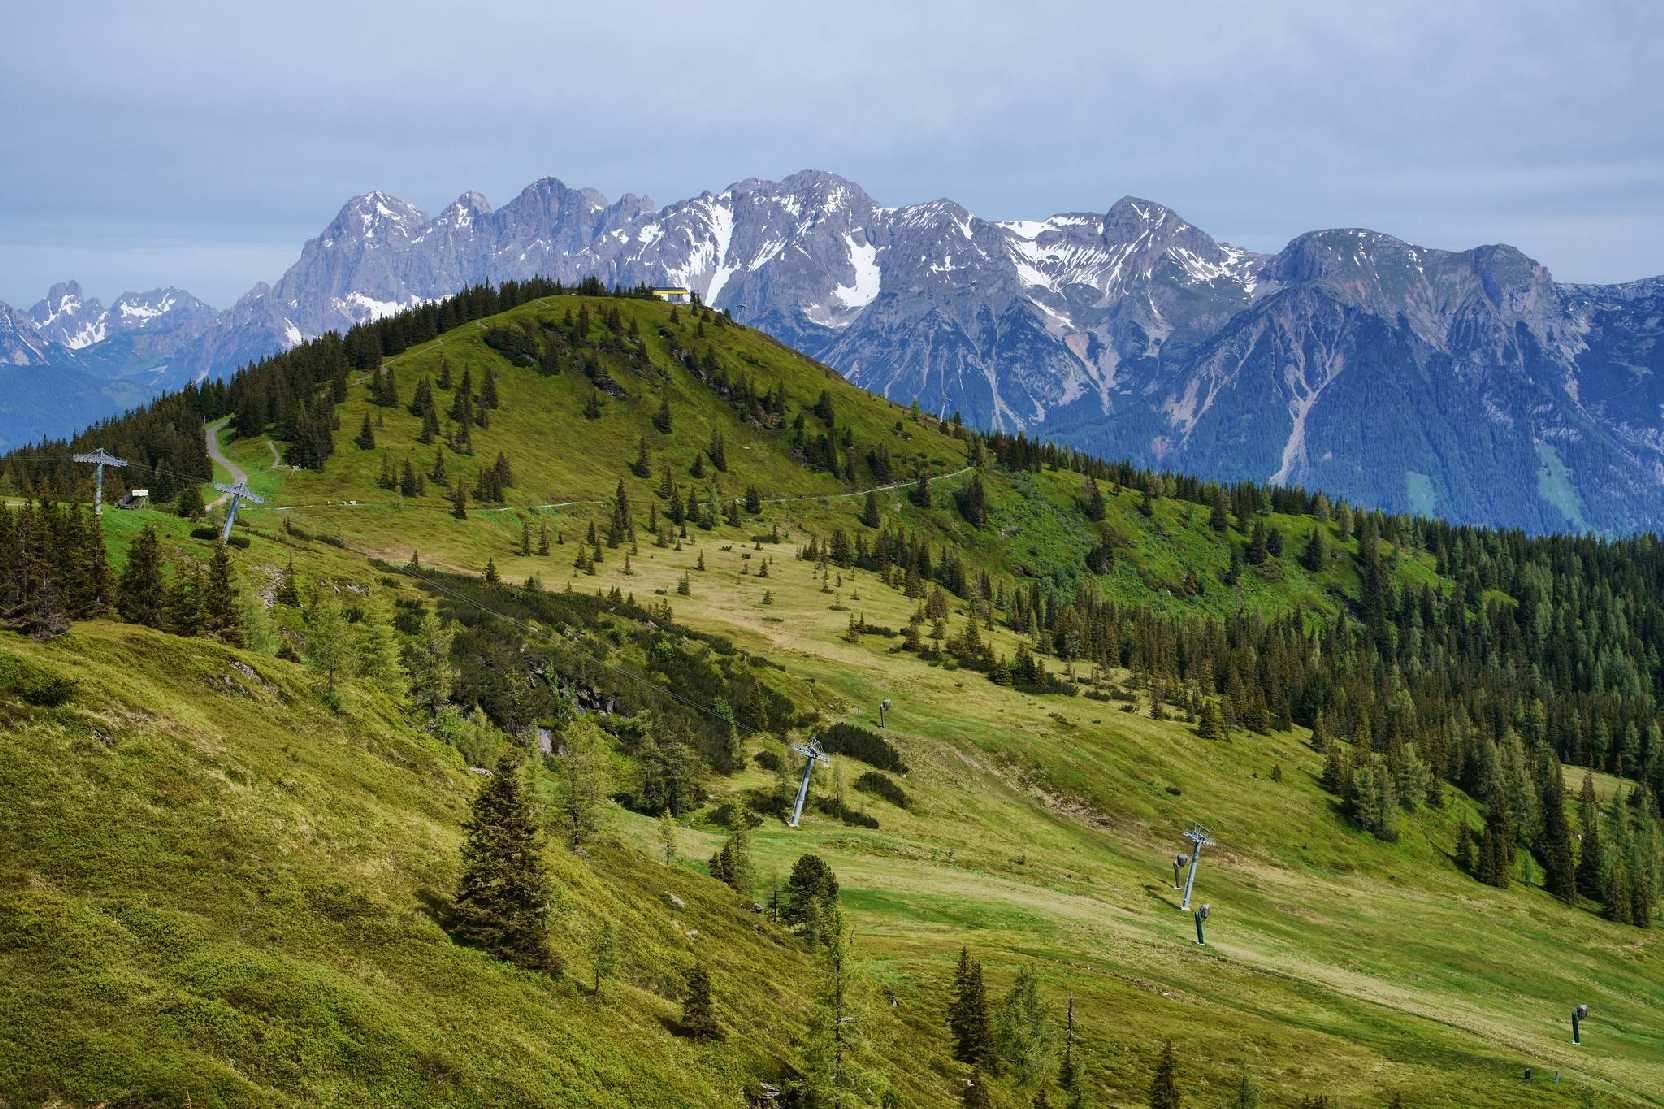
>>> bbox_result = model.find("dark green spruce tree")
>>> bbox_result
[1536,754,1576,901]
[1148,1038,1181,1109]
[450,753,559,973]
[1479,792,1513,889]
[1576,772,1605,902]
[681,965,721,1039]
[948,946,995,1069]
[202,543,243,646]
[117,524,166,628]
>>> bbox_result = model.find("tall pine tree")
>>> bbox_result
[1576,772,1605,901]
[680,965,721,1039]
[202,542,243,646]
[117,524,165,628]
[1536,754,1575,901]
[948,946,995,1069]
[451,752,559,973]
[1148,1038,1181,1109]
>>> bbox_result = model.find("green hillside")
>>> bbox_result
[4,290,1663,1107]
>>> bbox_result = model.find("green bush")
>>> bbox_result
[811,796,879,828]
[1,656,79,707]
[853,771,909,809]
[818,722,907,773]
[21,673,79,707]
[483,325,540,367]
[188,527,249,549]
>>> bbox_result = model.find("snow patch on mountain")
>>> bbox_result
[333,292,417,323]
[62,317,107,349]
[660,195,737,302]
[702,201,737,303]
[832,234,881,311]
[119,299,170,322]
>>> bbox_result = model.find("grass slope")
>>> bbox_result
[4,295,1662,1106]
[1,625,929,1106]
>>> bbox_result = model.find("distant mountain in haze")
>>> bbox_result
[6,170,1662,533]
[0,281,217,455]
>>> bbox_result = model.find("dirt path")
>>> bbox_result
[204,417,247,510]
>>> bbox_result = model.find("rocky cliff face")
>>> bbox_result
[11,170,1664,532]
[1,303,52,368]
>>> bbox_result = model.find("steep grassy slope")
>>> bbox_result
[0,624,937,1106]
[4,294,1662,1107]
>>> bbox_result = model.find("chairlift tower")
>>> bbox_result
[788,738,830,828]
[214,480,265,541]
[72,448,127,516]
[1179,824,1215,911]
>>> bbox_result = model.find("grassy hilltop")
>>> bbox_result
[3,292,1662,1107]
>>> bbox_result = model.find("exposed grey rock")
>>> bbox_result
[1,301,53,367]
[28,280,107,349]
[12,170,1664,532]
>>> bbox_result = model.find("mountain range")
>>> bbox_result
[5,170,1661,533]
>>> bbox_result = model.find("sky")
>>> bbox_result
[3,0,1661,309]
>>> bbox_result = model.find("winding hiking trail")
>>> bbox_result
[204,417,247,510]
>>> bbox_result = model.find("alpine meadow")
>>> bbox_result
[3,283,1662,1107]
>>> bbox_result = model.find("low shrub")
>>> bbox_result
[853,771,909,809]
[20,673,79,707]
[818,722,907,773]
[811,796,879,828]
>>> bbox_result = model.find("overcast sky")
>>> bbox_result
[3,0,1660,308]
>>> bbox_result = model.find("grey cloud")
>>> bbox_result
[2,0,1660,305]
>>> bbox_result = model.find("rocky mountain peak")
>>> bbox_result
[607,192,656,223]
[770,169,873,214]
[324,191,427,246]
[1269,228,1421,283]
[29,280,107,349]
[1103,195,1185,238]
[437,191,494,226]
[109,288,215,331]
[30,279,93,320]
[1,301,54,366]
[503,177,609,222]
